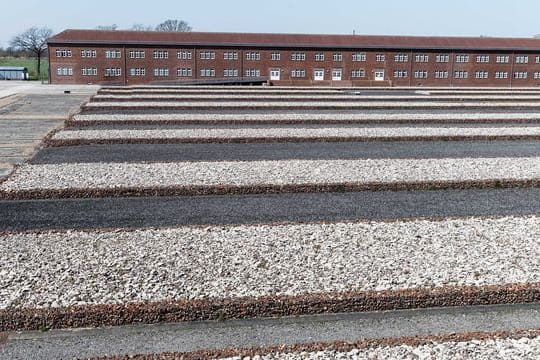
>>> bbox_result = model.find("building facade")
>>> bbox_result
[48,29,540,87]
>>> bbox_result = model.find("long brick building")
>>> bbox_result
[47,29,540,87]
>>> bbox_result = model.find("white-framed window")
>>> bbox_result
[291,52,306,61]
[332,53,343,61]
[105,50,121,59]
[152,68,169,77]
[176,68,192,77]
[514,71,528,79]
[515,56,529,64]
[476,55,489,63]
[415,54,429,63]
[455,54,469,63]
[177,51,192,60]
[56,67,73,76]
[436,54,449,63]
[80,49,97,58]
[496,55,509,63]
[129,68,146,76]
[352,53,366,62]
[393,70,407,78]
[81,67,97,76]
[434,71,448,79]
[290,69,306,78]
[55,49,72,57]
[129,50,145,59]
[314,53,325,61]
[270,52,281,61]
[475,71,489,79]
[394,54,409,62]
[351,69,365,78]
[376,54,385,62]
[223,52,239,60]
[223,69,239,77]
[104,68,121,77]
[200,68,215,77]
[534,72,540,79]
[495,71,508,79]
[536,56,540,64]
[200,51,215,60]
[245,69,261,77]
[414,70,428,78]
[454,70,468,79]
[152,50,169,59]
[245,52,260,61]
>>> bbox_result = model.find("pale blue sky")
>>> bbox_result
[2,0,539,47]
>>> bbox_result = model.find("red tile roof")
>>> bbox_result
[48,29,540,51]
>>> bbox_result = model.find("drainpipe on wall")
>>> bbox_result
[123,46,127,86]
[510,51,515,88]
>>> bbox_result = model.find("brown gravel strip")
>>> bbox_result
[0,179,538,200]
[88,329,540,360]
[1,283,538,332]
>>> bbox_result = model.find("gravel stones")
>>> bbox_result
[0,216,538,310]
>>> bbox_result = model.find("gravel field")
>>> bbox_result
[1,157,538,191]
[51,126,540,140]
[0,216,538,309]
[216,336,540,360]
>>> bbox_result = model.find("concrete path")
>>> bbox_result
[1,303,539,360]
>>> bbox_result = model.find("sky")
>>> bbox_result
[2,0,540,47]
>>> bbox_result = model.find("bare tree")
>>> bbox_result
[130,24,154,31]
[10,27,53,78]
[155,19,192,32]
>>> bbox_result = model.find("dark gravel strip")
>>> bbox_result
[0,188,538,232]
[0,283,538,332]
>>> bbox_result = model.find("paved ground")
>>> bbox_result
[1,303,539,360]
[0,82,97,179]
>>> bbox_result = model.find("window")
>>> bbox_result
[290,69,306,78]
[245,52,260,61]
[177,51,192,60]
[536,56,540,64]
[270,52,281,61]
[496,55,509,63]
[177,68,192,77]
[415,54,429,63]
[81,67,97,76]
[454,70,468,79]
[434,71,449,79]
[352,53,366,62]
[244,69,261,77]
[314,53,325,61]
[200,51,215,60]
[393,70,408,78]
[455,54,469,63]
[475,71,489,79]
[152,50,169,59]
[351,69,365,78]
[394,54,409,62]
[223,52,239,60]
[332,53,343,61]
[476,55,489,63]
[534,72,540,79]
[414,70,428,79]
[56,67,73,76]
[436,54,449,63]
[223,69,239,77]
[291,52,306,61]
[200,68,215,77]
[104,68,121,77]
[514,72,528,79]
[129,51,145,59]
[515,56,529,64]
[152,68,169,77]
[376,54,385,62]
[129,68,146,76]
[495,71,508,79]
[81,49,97,58]
[55,49,72,57]
[105,50,121,59]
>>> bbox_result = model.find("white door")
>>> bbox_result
[375,70,385,81]
[270,69,280,81]
[332,69,342,81]
[314,69,324,81]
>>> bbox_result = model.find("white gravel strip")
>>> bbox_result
[218,336,540,360]
[0,216,538,309]
[82,101,540,108]
[52,127,540,141]
[72,112,540,122]
[1,158,538,191]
